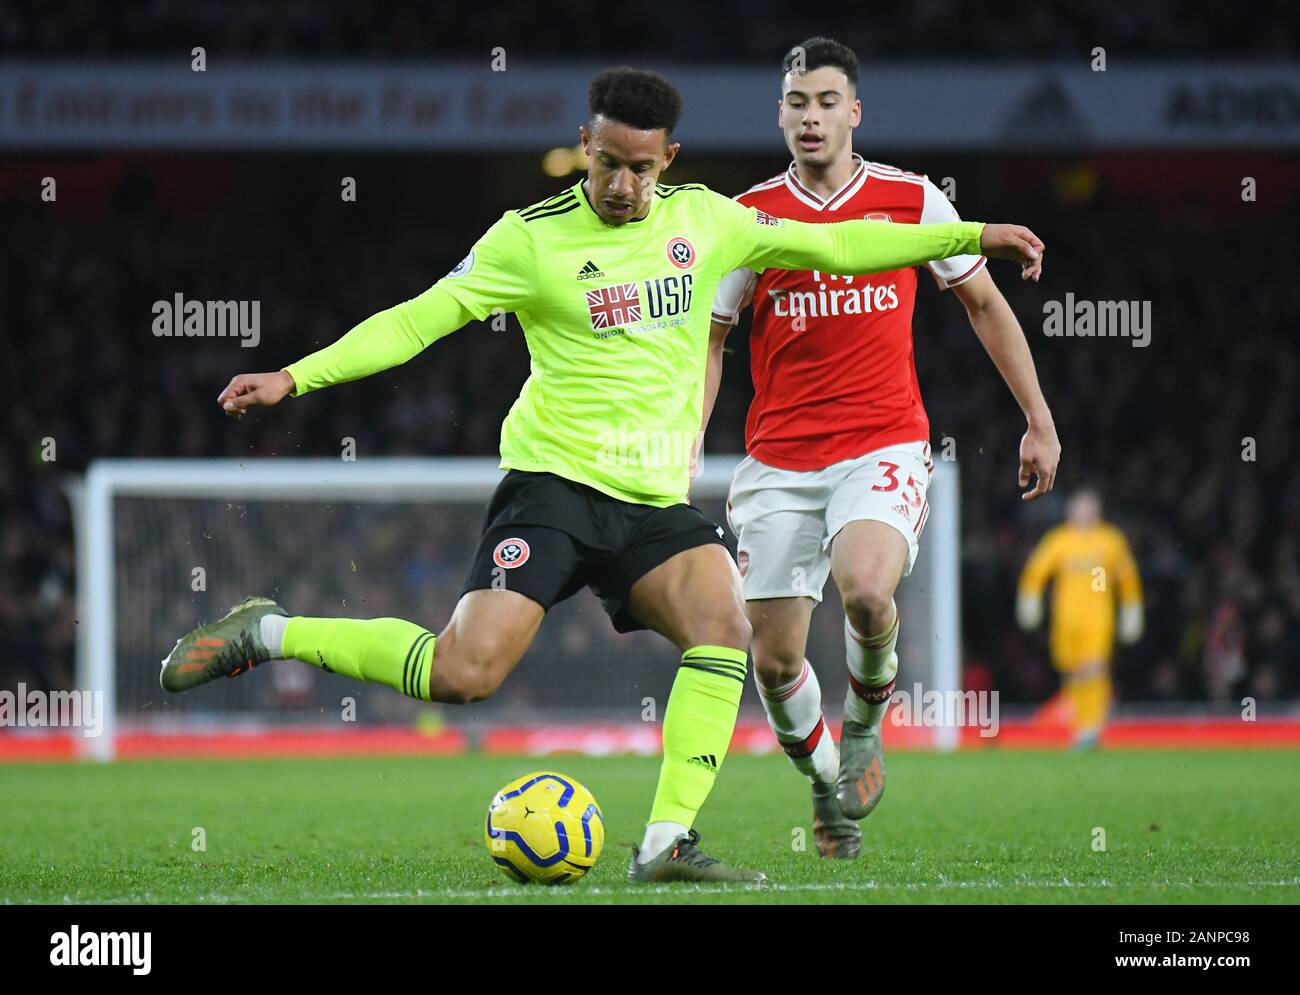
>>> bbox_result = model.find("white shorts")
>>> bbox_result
[726,441,934,602]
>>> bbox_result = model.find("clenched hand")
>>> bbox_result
[980,224,1045,282]
[217,371,295,420]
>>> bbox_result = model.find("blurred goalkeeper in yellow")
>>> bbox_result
[1016,489,1143,748]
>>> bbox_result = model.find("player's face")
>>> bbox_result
[580,116,680,226]
[1068,493,1102,527]
[779,66,861,168]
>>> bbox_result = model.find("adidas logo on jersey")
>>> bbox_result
[576,260,606,281]
[687,754,719,772]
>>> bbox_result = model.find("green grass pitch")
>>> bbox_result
[3,750,1297,904]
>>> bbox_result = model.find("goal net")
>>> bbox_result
[67,457,960,760]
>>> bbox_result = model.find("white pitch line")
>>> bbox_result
[42,877,1300,904]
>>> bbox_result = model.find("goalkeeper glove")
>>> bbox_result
[1119,602,1144,644]
[1016,593,1043,630]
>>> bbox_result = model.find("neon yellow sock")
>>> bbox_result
[648,645,747,827]
[282,616,435,701]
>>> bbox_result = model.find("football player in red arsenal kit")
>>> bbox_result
[705,39,1061,858]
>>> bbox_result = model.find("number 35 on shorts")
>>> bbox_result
[870,459,924,511]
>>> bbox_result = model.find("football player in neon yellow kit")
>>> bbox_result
[161,67,1045,884]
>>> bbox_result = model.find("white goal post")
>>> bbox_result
[67,456,960,761]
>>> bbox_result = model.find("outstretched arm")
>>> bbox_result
[217,285,473,417]
[219,211,533,418]
[950,268,1059,500]
[726,202,1043,281]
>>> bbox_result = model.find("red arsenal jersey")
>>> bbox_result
[711,155,985,471]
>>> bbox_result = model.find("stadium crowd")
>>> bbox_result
[3,148,1298,714]
[2,0,1293,60]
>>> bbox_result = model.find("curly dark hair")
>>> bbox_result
[781,36,859,89]
[588,67,683,135]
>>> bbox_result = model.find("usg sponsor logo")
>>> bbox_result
[586,275,693,332]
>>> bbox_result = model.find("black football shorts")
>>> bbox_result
[460,470,732,633]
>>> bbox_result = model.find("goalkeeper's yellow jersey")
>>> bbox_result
[287,179,984,507]
[1018,522,1142,640]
